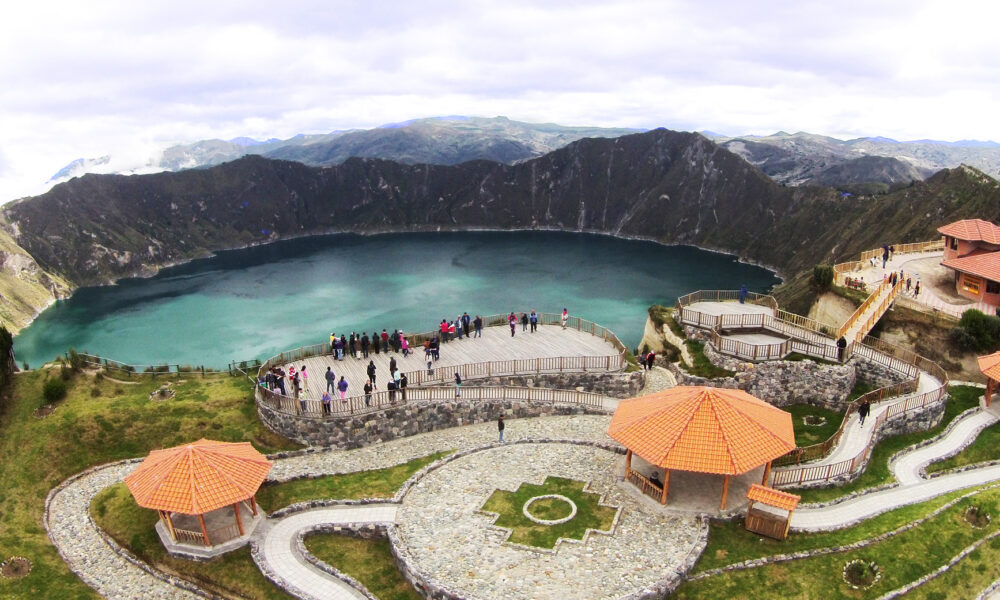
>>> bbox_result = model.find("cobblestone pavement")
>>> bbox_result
[395,443,705,600]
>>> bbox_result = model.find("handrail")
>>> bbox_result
[625,467,664,502]
[256,384,611,418]
[832,239,944,285]
[255,311,629,389]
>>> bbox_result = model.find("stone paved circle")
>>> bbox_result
[522,494,577,525]
[394,442,707,600]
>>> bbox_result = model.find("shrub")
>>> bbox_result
[59,364,72,381]
[812,264,834,291]
[43,378,68,403]
[950,309,1000,352]
[67,347,84,372]
[90,387,101,398]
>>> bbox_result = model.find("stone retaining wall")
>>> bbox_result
[459,371,644,399]
[257,399,609,449]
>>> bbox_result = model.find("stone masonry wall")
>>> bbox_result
[257,398,609,449]
[459,371,644,399]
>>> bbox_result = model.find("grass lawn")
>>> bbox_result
[255,450,451,512]
[683,340,736,379]
[479,476,618,549]
[783,352,838,366]
[795,385,982,504]
[675,486,1000,599]
[926,389,995,474]
[785,404,844,447]
[0,368,299,600]
[304,535,422,600]
[847,379,878,402]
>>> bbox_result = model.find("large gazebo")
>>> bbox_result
[979,351,1000,407]
[608,386,795,510]
[124,439,272,554]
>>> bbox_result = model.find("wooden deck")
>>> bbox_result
[276,322,621,400]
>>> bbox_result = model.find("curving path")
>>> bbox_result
[255,505,399,600]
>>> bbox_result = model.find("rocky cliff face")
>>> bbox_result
[0,221,71,332]
[4,129,1000,332]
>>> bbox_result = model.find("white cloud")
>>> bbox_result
[1,0,999,203]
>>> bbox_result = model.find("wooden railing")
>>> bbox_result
[173,528,205,545]
[832,239,944,285]
[256,312,628,386]
[75,353,222,378]
[676,290,778,311]
[837,279,905,342]
[625,468,664,502]
[257,384,610,418]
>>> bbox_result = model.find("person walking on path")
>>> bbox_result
[325,366,336,393]
[455,372,462,397]
[738,284,747,304]
[321,392,332,415]
[337,376,348,402]
[389,356,397,375]
[508,312,517,337]
[400,373,408,401]
[914,281,920,299]
[529,310,538,332]
[639,351,648,370]
[837,336,848,361]
[520,312,528,332]
[367,360,377,388]
[561,308,569,329]
[474,315,483,338]
[882,244,889,269]
[858,399,871,426]
[363,381,373,407]
[401,335,410,357]
[645,351,655,370]
[498,414,505,443]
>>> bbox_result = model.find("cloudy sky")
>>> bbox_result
[1,0,997,203]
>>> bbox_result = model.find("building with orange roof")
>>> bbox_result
[607,386,795,510]
[978,351,1000,407]
[938,219,1000,305]
[124,439,272,557]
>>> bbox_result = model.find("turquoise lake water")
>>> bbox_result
[13,231,780,368]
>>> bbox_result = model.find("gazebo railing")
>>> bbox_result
[171,521,243,547]
[172,528,206,546]
[625,468,664,502]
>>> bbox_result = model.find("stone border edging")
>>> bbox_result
[915,407,998,480]
[876,528,1000,599]
[688,480,1000,581]
[886,405,982,478]
[523,495,578,525]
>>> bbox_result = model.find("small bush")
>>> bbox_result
[59,364,72,381]
[812,264,834,291]
[90,387,102,398]
[67,347,84,372]
[43,378,68,403]
[950,309,1000,352]
[21,361,29,371]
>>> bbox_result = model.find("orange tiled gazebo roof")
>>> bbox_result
[979,351,1000,381]
[124,439,272,514]
[607,386,795,475]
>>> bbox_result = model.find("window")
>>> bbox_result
[950,237,959,250]
[988,280,1000,295]
[963,275,982,294]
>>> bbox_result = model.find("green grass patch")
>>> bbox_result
[479,476,618,549]
[92,483,294,600]
[304,535,422,600]
[678,486,1000,599]
[0,369,300,600]
[783,352,838,366]
[682,340,736,379]
[795,385,983,504]
[785,404,844,447]
[847,379,878,402]
[927,387,994,474]
[256,451,451,512]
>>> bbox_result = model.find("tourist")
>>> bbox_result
[858,399,871,426]
[520,312,528,332]
[639,351,648,370]
[914,281,921,298]
[456,317,463,340]
[440,319,449,342]
[455,372,462,397]
[650,471,662,488]
[352,334,361,359]
[530,310,538,332]
[448,320,456,341]
[432,335,440,360]
[335,336,344,361]
[393,368,401,389]
[645,351,656,370]
[561,308,569,329]
[330,332,336,354]
[363,380,373,406]
[300,365,309,393]
[401,335,410,357]
[287,365,297,392]
[349,333,356,358]
[340,335,347,360]
[321,392,332,415]
[361,332,370,358]
[882,244,889,269]
[400,373,408,400]
[906,277,913,293]
[265,368,275,390]
[367,360,377,387]
[389,356,397,375]
[837,336,847,361]
[473,315,483,338]
[337,376,348,402]
[274,368,286,395]
[381,329,389,353]
[387,379,397,402]
[508,312,517,337]
[462,313,471,337]
[889,245,895,260]
[497,414,505,443]
[373,332,381,354]
[738,284,747,304]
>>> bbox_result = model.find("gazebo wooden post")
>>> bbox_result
[624,449,632,475]
[198,513,212,547]
[233,502,245,536]
[784,506,796,538]
[720,475,730,510]
[660,469,670,505]
[987,379,995,407]
[250,496,259,516]
[160,510,177,542]
[761,461,772,485]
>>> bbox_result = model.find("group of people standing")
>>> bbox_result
[329,329,411,360]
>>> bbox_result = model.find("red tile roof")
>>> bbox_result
[979,351,1000,382]
[607,386,795,475]
[746,484,801,511]
[938,219,1000,244]
[124,439,272,515]
[941,252,1000,283]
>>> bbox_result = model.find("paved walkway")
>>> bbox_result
[280,321,620,400]
[255,505,398,600]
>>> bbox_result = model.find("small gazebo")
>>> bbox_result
[979,351,1000,407]
[124,439,272,555]
[608,386,795,510]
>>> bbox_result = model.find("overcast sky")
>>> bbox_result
[1,0,998,203]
